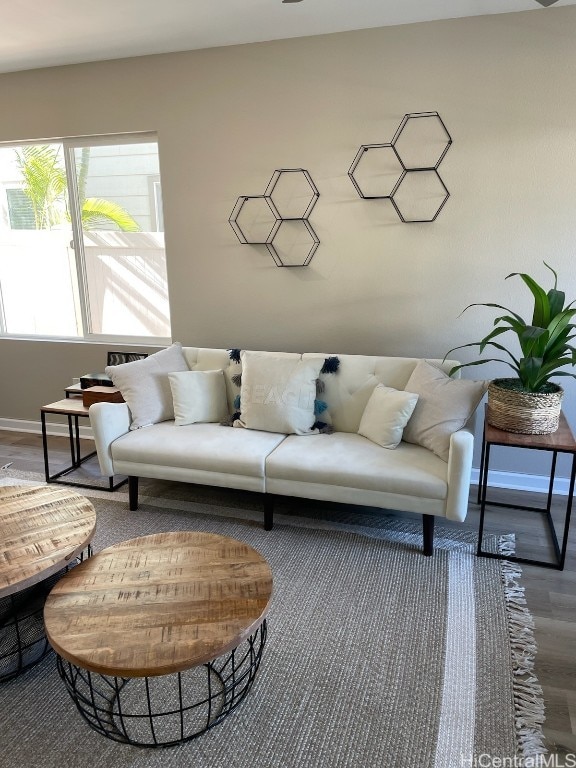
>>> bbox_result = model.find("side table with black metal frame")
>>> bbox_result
[477,406,576,570]
[41,398,127,492]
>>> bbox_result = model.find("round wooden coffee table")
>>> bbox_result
[44,531,273,747]
[0,485,96,682]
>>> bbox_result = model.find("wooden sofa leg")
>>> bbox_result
[128,476,139,511]
[423,514,434,556]
[264,494,274,531]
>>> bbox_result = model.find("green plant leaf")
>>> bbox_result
[519,356,543,390]
[506,271,550,327]
[462,302,526,326]
[544,261,558,290]
[81,198,140,232]
[541,370,576,383]
[546,308,576,348]
[444,342,481,359]
[519,326,549,360]
[544,370,576,378]
[479,341,521,367]
[492,314,527,333]
[531,361,576,390]
[547,288,565,318]
[448,358,519,378]
[447,338,521,376]
[445,338,520,366]
[477,326,514,354]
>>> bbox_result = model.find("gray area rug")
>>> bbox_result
[0,472,546,768]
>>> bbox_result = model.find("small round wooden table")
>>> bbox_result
[0,485,96,682]
[44,531,273,747]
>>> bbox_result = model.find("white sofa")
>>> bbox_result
[90,347,480,556]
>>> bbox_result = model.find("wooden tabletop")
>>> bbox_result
[0,485,96,598]
[44,531,273,678]
[64,383,83,397]
[485,407,576,452]
[41,398,90,416]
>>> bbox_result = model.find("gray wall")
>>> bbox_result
[1,8,576,480]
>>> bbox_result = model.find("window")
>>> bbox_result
[0,134,171,343]
[6,189,35,229]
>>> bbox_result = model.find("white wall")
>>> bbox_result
[1,8,576,479]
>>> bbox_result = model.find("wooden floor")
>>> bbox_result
[1,428,575,757]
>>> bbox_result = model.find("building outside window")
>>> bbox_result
[0,133,171,343]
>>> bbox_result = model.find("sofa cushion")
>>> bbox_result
[266,431,447,499]
[239,351,324,435]
[358,385,419,449]
[182,348,240,413]
[402,360,486,462]
[301,354,456,434]
[168,370,229,426]
[106,343,189,430]
[110,421,286,478]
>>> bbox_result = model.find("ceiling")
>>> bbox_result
[1,0,574,75]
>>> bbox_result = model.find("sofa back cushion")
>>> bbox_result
[182,348,458,434]
[303,354,457,433]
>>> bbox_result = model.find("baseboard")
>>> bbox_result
[0,417,570,495]
[470,467,571,496]
[0,417,94,441]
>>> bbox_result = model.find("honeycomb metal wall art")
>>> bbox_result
[228,195,282,246]
[348,111,452,223]
[229,169,320,267]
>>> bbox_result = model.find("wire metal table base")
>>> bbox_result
[0,547,92,683]
[56,620,267,748]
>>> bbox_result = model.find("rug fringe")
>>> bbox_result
[498,535,547,760]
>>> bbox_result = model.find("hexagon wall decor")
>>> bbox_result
[390,170,450,223]
[266,219,320,267]
[229,168,320,267]
[391,112,452,170]
[265,168,319,219]
[348,111,452,222]
[348,144,404,200]
[228,195,281,244]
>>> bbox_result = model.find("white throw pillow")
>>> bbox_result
[106,342,189,430]
[358,385,419,449]
[401,360,487,461]
[168,370,229,426]
[239,351,324,435]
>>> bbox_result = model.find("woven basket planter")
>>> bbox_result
[487,379,563,434]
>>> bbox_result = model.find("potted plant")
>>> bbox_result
[446,262,576,434]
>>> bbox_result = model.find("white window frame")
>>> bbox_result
[0,131,172,346]
[148,175,164,233]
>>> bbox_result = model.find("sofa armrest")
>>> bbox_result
[445,427,474,522]
[89,402,131,477]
